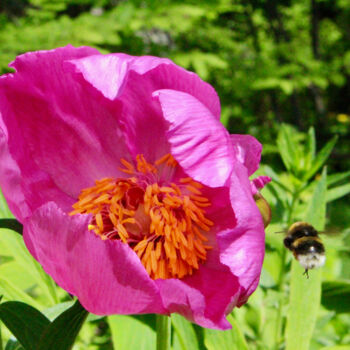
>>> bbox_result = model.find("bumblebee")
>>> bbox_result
[283,222,326,277]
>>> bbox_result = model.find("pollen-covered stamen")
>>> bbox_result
[137,180,213,279]
[70,178,144,242]
[70,153,213,280]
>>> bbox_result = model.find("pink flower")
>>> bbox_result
[0,45,268,329]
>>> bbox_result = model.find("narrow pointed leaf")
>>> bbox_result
[0,220,23,236]
[0,301,50,350]
[285,167,327,350]
[327,171,350,187]
[303,136,337,181]
[304,127,316,170]
[306,166,327,229]
[277,124,298,172]
[37,299,88,350]
[326,183,350,202]
[0,278,42,309]
[262,165,292,193]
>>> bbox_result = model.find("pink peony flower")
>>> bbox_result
[0,45,269,329]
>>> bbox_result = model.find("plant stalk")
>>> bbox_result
[156,314,171,350]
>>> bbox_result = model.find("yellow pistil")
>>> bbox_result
[70,153,213,280]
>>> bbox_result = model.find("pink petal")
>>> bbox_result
[251,175,271,195]
[156,264,239,330]
[153,89,234,187]
[66,53,221,161]
[67,53,220,118]
[0,105,74,220]
[0,45,131,200]
[219,162,265,304]
[0,126,29,222]
[23,202,166,315]
[230,134,262,176]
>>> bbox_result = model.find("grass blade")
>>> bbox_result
[303,136,337,182]
[326,183,350,202]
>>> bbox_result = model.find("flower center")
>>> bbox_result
[70,153,213,279]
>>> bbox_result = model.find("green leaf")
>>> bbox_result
[327,183,350,202]
[204,314,248,350]
[108,314,156,350]
[37,299,88,350]
[5,340,24,350]
[0,278,42,310]
[306,167,328,230]
[285,167,327,350]
[262,165,292,193]
[276,124,298,173]
[320,346,350,350]
[303,136,338,182]
[0,220,22,236]
[42,301,75,321]
[321,280,350,313]
[171,314,199,350]
[305,127,316,169]
[0,301,50,350]
[327,170,350,187]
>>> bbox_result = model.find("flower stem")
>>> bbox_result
[156,315,171,350]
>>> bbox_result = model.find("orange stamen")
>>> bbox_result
[70,153,213,280]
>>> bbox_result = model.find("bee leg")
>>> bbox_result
[303,269,309,279]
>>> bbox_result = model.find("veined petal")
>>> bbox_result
[0,45,130,199]
[23,202,165,315]
[219,162,265,304]
[231,134,262,176]
[66,53,221,161]
[67,53,220,118]
[153,89,234,187]
[251,175,271,195]
[0,126,29,221]
[156,265,239,330]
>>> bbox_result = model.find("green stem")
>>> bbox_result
[156,315,171,350]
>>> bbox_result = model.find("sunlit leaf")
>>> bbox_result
[304,127,316,170]
[327,171,350,187]
[204,314,248,350]
[0,278,42,310]
[327,183,350,202]
[108,314,156,350]
[303,136,338,182]
[277,124,298,173]
[285,167,327,350]
[171,314,199,350]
